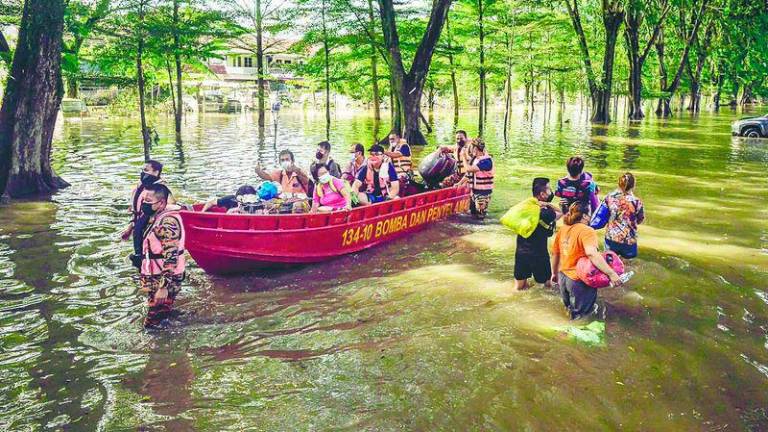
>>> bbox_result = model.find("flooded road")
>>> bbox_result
[1,104,768,430]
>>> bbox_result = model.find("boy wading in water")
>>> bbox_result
[514,178,562,290]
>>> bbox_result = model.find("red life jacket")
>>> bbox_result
[469,155,495,191]
[364,159,393,195]
[140,208,186,277]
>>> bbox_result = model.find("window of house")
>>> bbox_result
[244,57,253,68]
[237,57,242,67]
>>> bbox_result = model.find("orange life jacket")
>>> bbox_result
[469,155,495,192]
[140,208,186,277]
[279,170,307,196]
[389,141,412,178]
[364,159,393,195]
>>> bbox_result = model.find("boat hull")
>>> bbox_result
[180,187,471,274]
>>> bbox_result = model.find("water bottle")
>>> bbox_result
[611,271,635,287]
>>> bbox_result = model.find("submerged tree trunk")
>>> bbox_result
[322,0,331,139]
[137,1,151,161]
[446,16,459,124]
[256,0,265,128]
[655,28,670,116]
[657,0,710,117]
[367,0,380,121]
[0,0,69,199]
[173,0,183,142]
[377,0,451,145]
[686,22,713,113]
[623,0,669,120]
[477,0,486,135]
[591,4,624,124]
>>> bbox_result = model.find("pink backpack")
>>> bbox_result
[576,251,625,288]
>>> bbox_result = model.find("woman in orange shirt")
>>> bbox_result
[552,202,623,319]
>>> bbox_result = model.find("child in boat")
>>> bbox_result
[555,156,599,215]
[311,163,352,213]
[600,173,645,258]
[458,138,494,220]
[514,178,562,290]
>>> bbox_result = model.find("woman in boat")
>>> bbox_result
[311,163,352,213]
[601,173,645,259]
[459,138,494,220]
[438,130,470,187]
[352,144,400,205]
[384,134,412,180]
[551,202,623,320]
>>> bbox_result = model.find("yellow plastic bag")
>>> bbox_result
[500,197,541,238]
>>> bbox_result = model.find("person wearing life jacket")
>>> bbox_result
[342,143,366,184]
[551,202,622,320]
[438,130,471,187]
[121,160,164,269]
[311,163,352,213]
[458,138,494,220]
[138,184,186,328]
[255,149,310,199]
[384,134,412,179]
[555,156,600,215]
[352,144,400,205]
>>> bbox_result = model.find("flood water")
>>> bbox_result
[1,103,768,430]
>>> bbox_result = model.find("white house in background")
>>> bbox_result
[207,37,306,84]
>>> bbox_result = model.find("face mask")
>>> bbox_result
[319,173,332,184]
[140,172,159,186]
[315,151,325,160]
[141,202,157,216]
[546,192,555,202]
[280,161,292,171]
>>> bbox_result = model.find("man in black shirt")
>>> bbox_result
[514,177,562,290]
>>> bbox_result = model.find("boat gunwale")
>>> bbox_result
[180,186,471,235]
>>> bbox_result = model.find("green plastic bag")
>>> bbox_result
[500,197,541,238]
[560,321,606,347]
[343,180,359,206]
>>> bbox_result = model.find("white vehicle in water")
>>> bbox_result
[731,114,768,138]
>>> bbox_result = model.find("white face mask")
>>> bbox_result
[319,173,332,184]
[280,160,292,171]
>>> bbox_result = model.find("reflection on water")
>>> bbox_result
[1,105,768,430]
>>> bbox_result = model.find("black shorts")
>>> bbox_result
[514,253,552,283]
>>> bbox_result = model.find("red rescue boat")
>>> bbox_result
[180,186,471,274]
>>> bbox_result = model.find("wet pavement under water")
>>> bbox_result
[1,104,768,430]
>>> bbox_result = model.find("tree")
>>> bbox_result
[654,0,709,116]
[62,0,114,98]
[0,0,70,199]
[563,0,625,124]
[377,0,452,145]
[226,0,295,128]
[623,0,670,120]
